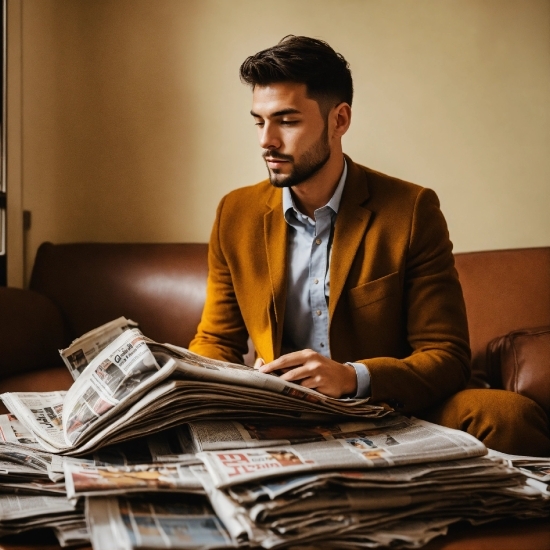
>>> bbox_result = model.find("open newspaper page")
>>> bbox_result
[64,460,203,502]
[0,494,83,538]
[0,419,68,487]
[0,494,77,521]
[488,449,550,484]
[0,392,68,452]
[197,418,488,488]
[49,425,200,483]
[88,424,198,466]
[86,495,236,550]
[0,425,68,490]
[0,480,66,496]
[0,443,53,479]
[60,317,138,380]
[62,329,178,448]
[143,424,198,463]
[53,520,90,548]
[186,416,406,452]
[192,466,261,545]
[0,413,45,450]
[0,445,68,496]
[82,424,197,466]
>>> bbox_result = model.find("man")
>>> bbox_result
[190,36,550,455]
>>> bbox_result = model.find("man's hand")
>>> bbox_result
[254,350,357,398]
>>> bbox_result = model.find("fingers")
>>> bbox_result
[279,366,311,383]
[255,351,356,399]
[255,356,294,375]
[259,350,314,374]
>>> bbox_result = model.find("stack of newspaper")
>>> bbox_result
[1,320,389,457]
[0,318,547,549]
[0,413,84,543]
[189,418,550,548]
[76,413,548,548]
[78,416,550,549]
[489,450,550,487]
[0,409,211,546]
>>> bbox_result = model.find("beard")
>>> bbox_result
[263,128,331,188]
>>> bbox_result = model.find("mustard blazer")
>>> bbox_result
[189,156,471,413]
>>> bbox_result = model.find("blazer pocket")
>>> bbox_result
[349,271,400,309]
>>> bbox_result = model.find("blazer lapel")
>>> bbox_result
[264,189,288,357]
[329,158,372,320]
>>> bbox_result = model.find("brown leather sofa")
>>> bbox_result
[0,242,549,550]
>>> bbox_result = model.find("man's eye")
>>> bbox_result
[254,121,264,127]
[281,120,298,125]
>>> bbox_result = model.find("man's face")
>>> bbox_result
[251,82,331,188]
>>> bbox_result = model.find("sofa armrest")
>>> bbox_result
[487,326,550,417]
[0,288,69,379]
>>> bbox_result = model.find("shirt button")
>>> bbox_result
[314,278,319,284]
[316,310,322,316]
[315,238,321,245]
[320,342,325,347]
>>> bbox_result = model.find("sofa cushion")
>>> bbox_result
[487,326,550,416]
[0,288,68,378]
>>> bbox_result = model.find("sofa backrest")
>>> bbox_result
[454,247,550,386]
[30,242,208,348]
[30,243,550,387]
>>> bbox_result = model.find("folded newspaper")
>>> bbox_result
[1,320,390,456]
[185,416,406,452]
[191,455,549,549]
[195,418,488,489]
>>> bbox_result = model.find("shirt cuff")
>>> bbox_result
[346,362,371,398]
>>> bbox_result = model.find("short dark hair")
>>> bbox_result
[239,35,353,111]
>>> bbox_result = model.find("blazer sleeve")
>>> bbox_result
[188,196,250,364]
[359,188,471,413]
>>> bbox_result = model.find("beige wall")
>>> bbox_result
[9,0,550,285]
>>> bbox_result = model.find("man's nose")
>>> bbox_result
[258,123,281,150]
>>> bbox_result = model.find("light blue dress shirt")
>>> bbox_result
[281,160,371,398]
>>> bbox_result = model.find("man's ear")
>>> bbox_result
[330,102,352,139]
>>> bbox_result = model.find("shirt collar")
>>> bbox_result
[282,158,348,220]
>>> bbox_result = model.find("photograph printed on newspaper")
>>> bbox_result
[86,495,236,550]
[64,460,203,502]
